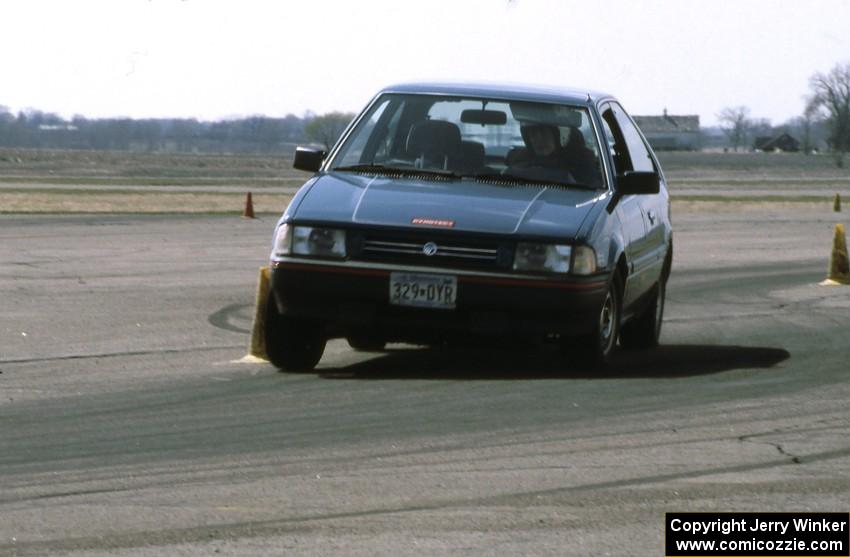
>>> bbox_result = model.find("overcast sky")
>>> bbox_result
[3,0,849,126]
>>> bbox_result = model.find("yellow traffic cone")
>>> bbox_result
[242,192,256,219]
[834,193,842,213]
[821,224,850,285]
[236,267,270,362]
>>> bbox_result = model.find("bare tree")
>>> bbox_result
[717,106,751,151]
[808,62,850,167]
[750,118,773,138]
[797,101,819,154]
[303,112,355,151]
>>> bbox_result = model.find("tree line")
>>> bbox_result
[0,107,355,154]
[4,62,849,164]
[717,61,850,166]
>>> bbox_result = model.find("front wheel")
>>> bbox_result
[264,295,326,372]
[619,279,665,349]
[563,274,621,367]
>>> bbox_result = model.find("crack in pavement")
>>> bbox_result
[740,435,803,464]
[735,423,837,465]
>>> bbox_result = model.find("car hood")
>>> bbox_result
[292,172,605,238]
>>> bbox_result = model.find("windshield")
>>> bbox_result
[330,93,605,189]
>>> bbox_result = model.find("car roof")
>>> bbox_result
[379,82,613,106]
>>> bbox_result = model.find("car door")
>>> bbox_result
[599,103,656,307]
[608,102,668,287]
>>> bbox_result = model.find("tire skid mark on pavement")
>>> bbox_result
[207,302,252,334]
[0,344,243,365]
[4,445,850,556]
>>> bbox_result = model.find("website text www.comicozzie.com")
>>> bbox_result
[665,513,849,556]
[673,538,844,554]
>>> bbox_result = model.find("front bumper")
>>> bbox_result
[270,258,609,342]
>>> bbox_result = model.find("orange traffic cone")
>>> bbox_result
[242,192,255,219]
[235,266,270,363]
[821,224,850,285]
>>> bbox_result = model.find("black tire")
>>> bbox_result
[264,296,326,372]
[619,279,665,350]
[563,274,622,367]
[346,334,387,352]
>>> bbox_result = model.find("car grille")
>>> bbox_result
[348,230,513,270]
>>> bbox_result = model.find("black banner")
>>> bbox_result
[666,513,849,556]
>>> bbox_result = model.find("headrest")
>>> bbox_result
[406,120,462,156]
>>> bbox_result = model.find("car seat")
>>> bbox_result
[406,120,463,170]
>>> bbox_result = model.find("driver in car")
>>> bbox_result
[513,123,600,187]
[521,123,566,164]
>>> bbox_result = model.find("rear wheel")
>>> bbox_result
[620,279,665,349]
[264,296,326,372]
[563,274,621,367]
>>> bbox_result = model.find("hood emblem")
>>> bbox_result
[412,217,455,228]
[422,242,439,256]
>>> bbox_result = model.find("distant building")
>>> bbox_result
[753,133,800,153]
[632,109,701,151]
[37,124,78,131]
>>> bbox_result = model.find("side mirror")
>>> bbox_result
[293,146,326,172]
[606,171,660,213]
[617,171,660,195]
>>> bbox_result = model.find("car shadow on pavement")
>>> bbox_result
[317,344,790,380]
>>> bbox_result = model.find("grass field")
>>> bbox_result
[1,148,848,214]
[0,147,295,180]
[0,148,299,213]
[657,151,849,179]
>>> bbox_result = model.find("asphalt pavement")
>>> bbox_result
[1,211,848,556]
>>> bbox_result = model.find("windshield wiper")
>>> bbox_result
[333,164,461,179]
[332,163,393,173]
[469,172,599,190]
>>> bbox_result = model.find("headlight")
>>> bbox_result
[291,226,346,258]
[272,224,346,259]
[513,243,597,275]
[514,243,572,273]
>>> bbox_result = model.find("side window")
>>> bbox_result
[601,105,631,175]
[610,103,654,173]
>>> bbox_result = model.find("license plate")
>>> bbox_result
[389,272,457,309]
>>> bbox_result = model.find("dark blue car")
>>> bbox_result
[266,83,672,370]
